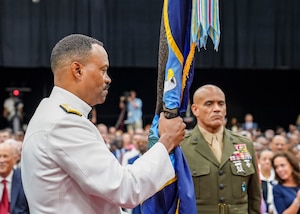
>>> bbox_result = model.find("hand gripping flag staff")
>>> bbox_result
[141,0,220,213]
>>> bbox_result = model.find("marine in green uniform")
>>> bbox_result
[181,84,261,214]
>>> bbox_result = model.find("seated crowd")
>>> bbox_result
[1,113,300,214]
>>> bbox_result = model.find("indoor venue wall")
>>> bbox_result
[0,0,300,69]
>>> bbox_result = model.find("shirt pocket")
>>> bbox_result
[191,165,211,199]
[230,160,255,199]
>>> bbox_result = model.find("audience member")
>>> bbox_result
[0,128,13,144]
[122,132,143,167]
[269,135,289,153]
[128,135,148,164]
[107,126,118,150]
[181,84,261,213]
[119,90,143,133]
[2,92,24,133]
[288,144,300,163]
[97,123,108,135]
[96,123,112,148]
[4,138,22,169]
[272,151,300,214]
[108,126,117,136]
[227,117,241,132]
[264,129,275,143]
[288,133,300,149]
[122,132,133,151]
[275,126,287,136]
[0,142,29,213]
[112,136,127,164]
[253,141,264,154]
[238,130,253,141]
[21,34,186,213]
[287,124,298,138]
[13,130,25,142]
[258,149,276,214]
[256,136,270,151]
[241,113,259,132]
[123,134,148,214]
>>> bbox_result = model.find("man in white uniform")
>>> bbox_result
[21,34,186,214]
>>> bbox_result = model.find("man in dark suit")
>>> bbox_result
[241,113,259,132]
[181,84,261,214]
[0,141,29,214]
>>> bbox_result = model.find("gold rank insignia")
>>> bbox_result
[59,104,82,116]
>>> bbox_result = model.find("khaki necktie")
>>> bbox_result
[0,179,9,214]
[210,135,222,163]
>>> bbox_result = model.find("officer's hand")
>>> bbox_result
[158,112,186,153]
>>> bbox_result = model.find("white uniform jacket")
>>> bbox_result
[21,86,174,214]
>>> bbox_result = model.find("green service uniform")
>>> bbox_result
[181,127,261,214]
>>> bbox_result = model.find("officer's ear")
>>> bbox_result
[70,62,83,78]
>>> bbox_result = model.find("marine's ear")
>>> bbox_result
[191,103,199,117]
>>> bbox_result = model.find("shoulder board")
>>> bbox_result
[59,104,82,116]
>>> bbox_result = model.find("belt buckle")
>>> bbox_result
[218,203,228,214]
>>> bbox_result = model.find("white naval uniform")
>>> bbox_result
[21,86,174,214]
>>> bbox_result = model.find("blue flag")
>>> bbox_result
[142,0,220,213]
[141,0,197,213]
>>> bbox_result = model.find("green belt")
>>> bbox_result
[197,202,248,214]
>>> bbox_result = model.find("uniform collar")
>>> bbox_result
[198,125,224,144]
[50,86,92,118]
